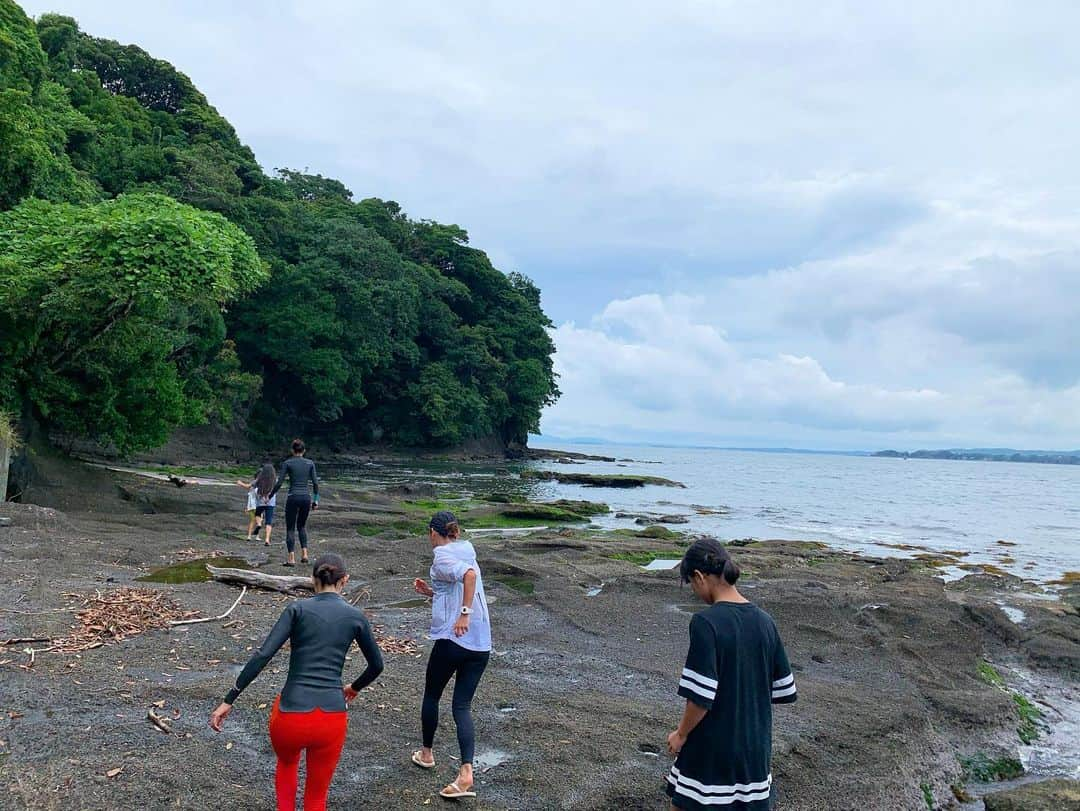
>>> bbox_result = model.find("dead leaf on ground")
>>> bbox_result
[105,767,123,778]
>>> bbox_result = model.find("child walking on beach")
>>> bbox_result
[235,478,259,542]
[666,539,796,810]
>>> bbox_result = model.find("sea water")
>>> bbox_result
[330,445,1080,583]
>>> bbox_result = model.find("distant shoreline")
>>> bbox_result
[540,437,1080,466]
[874,449,1080,465]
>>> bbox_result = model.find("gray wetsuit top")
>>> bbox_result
[224,592,383,711]
[270,456,319,502]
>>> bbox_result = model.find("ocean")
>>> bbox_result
[346,443,1080,584]
[531,444,1080,584]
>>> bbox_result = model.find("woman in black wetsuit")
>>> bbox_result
[209,553,383,811]
[666,539,797,811]
[268,439,319,567]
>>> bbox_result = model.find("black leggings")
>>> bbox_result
[421,639,489,764]
[284,495,311,553]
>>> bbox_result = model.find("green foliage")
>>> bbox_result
[0,193,265,451]
[0,410,18,449]
[0,2,558,452]
[920,782,933,810]
[959,753,1024,782]
[976,660,1005,688]
[1012,692,1043,744]
[491,575,535,595]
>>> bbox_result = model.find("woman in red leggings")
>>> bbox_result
[209,553,383,811]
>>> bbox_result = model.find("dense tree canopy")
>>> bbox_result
[0,0,558,452]
[0,193,265,451]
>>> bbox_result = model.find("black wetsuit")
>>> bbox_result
[269,456,319,553]
[224,591,383,711]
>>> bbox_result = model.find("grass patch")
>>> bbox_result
[920,782,933,810]
[1049,571,1080,585]
[491,575,535,595]
[1013,693,1043,744]
[465,513,556,529]
[959,753,1024,782]
[356,524,384,537]
[976,660,1005,688]
[405,498,468,511]
[137,556,250,584]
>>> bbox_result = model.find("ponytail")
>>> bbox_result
[312,553,347,586]
[680,538,740,585]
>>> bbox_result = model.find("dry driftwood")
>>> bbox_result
[169,586,247,626]
[147,708,172,734]
[206,566,313,593]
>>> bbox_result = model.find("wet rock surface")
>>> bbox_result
[0,454,1076,810]
[982,778,1080,811]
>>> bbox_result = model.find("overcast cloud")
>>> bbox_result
[21,0,1080,449]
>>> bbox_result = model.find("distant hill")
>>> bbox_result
[874,448,1080,465]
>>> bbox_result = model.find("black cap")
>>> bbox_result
[429,510,458,536]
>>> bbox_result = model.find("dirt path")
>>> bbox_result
[0,455,1076,810]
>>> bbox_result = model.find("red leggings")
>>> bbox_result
[268,697,348,811]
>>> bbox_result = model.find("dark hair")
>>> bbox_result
[680,538,740,586]
[291,438,306,455]
[429,510,460,539]
[312,553,347,586]
[255,461,276,498]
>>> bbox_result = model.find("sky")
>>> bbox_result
[20,0,1080,450]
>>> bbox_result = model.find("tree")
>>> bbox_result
[1,1,561,451]
[0,193,266,451]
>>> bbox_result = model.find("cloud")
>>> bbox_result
[545,292,1080,448]
[18,0,1080,446]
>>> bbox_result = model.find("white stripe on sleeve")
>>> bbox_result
[678,678,716,701]
[682,667,718,689]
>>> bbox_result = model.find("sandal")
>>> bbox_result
[282,561,295,567]
[440,781,476,799]
[411,750,435,769]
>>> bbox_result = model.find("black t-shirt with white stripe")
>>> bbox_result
[667,601,796,810]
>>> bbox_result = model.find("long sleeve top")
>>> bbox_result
[224,592,383,711]
[269,456,319,502]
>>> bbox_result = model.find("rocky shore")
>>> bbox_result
[0,452,1077,810]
